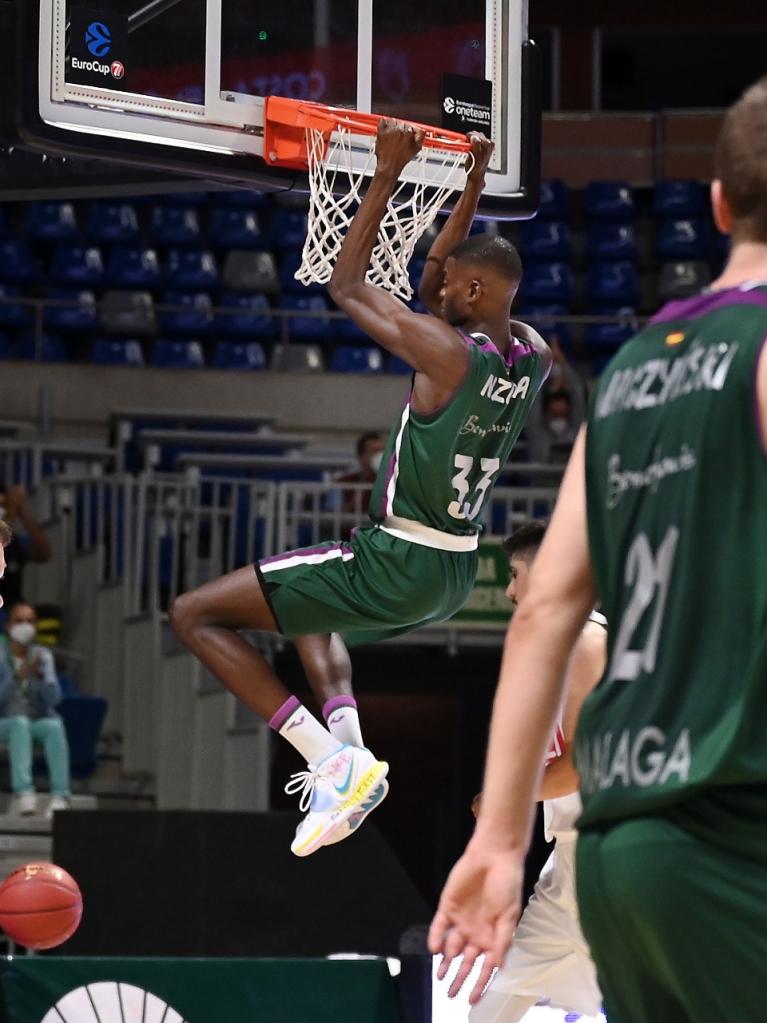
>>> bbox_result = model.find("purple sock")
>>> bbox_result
[269,695,301,732]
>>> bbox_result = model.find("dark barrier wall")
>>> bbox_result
[53,811,430,957]
[0,957,401,1023]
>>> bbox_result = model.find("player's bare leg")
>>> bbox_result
[171,568,387,855]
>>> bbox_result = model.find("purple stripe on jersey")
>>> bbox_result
[650,285,767,326]
[463,331,534,368]
[260,542,350,567]
[322,695,357,719]
[753,333,767,458]
[269,695,301,732]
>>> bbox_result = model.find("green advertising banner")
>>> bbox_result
[449,540,510,629]
[0,957,401,1023]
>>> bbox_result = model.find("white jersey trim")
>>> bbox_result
[260,548,354,574]
[380,516,479,552]
[385,404,410,517]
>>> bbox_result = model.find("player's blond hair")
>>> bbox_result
[715,77,767,240]
[0,519,11,546]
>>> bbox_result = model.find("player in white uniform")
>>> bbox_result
[469,522,606,1022]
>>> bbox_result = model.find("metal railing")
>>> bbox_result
[0,293,644,362]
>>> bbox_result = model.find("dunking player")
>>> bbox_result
[171,121,551,857]
[430,77,767,1021]
[467,522,604,1023]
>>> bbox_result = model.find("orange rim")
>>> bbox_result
[264,95,472,170]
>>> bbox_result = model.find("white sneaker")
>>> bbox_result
[286,745,389,858]
[12,792,38,816]
[323,778,389,847]
[46,796,70,820]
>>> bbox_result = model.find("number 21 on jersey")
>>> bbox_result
[448,455,501,521]
[608,526,679,682]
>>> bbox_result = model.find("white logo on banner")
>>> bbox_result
[41,982,190,1023]
[443,96,456,114]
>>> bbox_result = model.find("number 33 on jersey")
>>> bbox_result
[370,332,547,536]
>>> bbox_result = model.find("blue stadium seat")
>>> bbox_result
[330,345,384,373]
[279,295,332,340]
[149,206,202,246]
[0,207,10,240]
[269,210,309,251]
[166,249,219,289]
[517,262,574,305]
[584,181,635,220]
[279,251,324,295]
[159,290,214,336]
[90,338,145,366]
[25,201,79,242]
[151,339,206,368]
[15,333,68,362]
[0,285,32,329]
[86,201,140,243]
[519,220,572,261]
[0,241,37,284]
[587,262,639,306]
[58,694,108,780]
[213,189,270,209]
[107,247,162,288]
[408,256,427,294]
[586,223,637,262]
[335,314,367,341]
[216,293,274,337]
[537,179,569,221]
[44,288,97,333]
[656,219,709,261]
[0,333,11,359]
[585,309,638,350]
[157,192,208,206]
[209,209,262,248]
[212,341,267,370]
[653,179,706,220]
[388,355,413,375]
[516,304,573,351]
[50,244,104,285]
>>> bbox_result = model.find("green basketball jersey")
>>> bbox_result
[576,283,767,829]
[369,332,545,535]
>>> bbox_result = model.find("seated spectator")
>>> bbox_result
[334,431,386,516]
[0,484,52,608]
[0,602,71,817]
[525,339,586,465]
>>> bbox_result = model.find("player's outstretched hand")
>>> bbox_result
[428,836,524,1004]
[375,118,425,178]
[466,132,494,185]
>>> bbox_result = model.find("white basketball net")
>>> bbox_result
[295,126,472,301]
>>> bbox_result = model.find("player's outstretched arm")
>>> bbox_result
[539,622,606,800]
[417,133,494,318]
[429,429,597,1003]
[329,120,468,390]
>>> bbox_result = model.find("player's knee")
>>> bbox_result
[169,590,203,640]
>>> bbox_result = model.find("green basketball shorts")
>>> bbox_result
[576,791,767,1023]
[256,524,478,645]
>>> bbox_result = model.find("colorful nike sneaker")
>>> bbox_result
[286,745,389,857]
[322,778,389,847]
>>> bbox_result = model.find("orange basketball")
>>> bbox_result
[0,862,82,950]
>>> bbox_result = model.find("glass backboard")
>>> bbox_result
[21,0,541,217]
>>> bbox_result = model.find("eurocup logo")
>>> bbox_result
[443,96,456,115]
[111,61,125,80]
[85,21,112,58]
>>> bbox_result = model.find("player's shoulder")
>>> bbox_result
[509,320,553,372]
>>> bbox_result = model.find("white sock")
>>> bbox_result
[270,698,343,764]
[323,697,364,747]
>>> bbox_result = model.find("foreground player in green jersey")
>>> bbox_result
[172,122,551,856]
[430,77,767,1021]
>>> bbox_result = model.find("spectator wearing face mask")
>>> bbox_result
[0,484,52,609]
[0,602,71,817]
[334,431,387,517]
[524,338,586,466]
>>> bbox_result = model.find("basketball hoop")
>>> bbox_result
[264,96,474,301]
